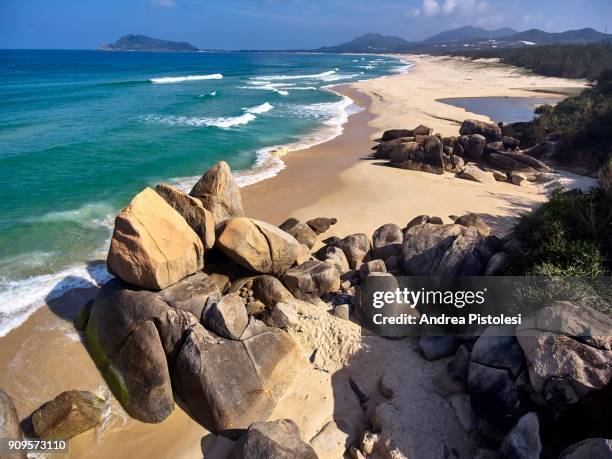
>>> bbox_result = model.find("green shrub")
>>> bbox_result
[508,185,611,276]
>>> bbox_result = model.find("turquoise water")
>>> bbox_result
[438,96,565,123]
[0,50,407,334]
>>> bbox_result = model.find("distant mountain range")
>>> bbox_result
[100,27,612,54]
[316,27,612,53]
[422,26,518,43]
[99,34,198,52]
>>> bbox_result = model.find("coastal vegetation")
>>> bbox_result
[508,166,612,276]
[463,43,612,80]
[505,68,612,170]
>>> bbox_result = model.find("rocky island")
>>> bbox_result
[98,34,198,52]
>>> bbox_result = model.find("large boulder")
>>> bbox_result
[516,302,612,406]
[85,281,189,423]
[175,325,303,433]
[107,187,205,290]
[460,119,502,142]
[156,183,216,250]
[203,294,249,340]
[279,218,317,249]
[381,125,432,142]
[458,165,497,184]
[190,161,245,223]
[388,141,422,162]
[560,438,612,459]
[489,151,552,174]
[388,137,445,175]
[158,272,221,321]
[499,412,542,459]
[401,223,489,275]
[282,260,340,298]
[464,134,486,159]
[252,276,294,307]
[372,223,403,260]
[230,419,318,459]
[468,326,528,430]
[338,234,370,269]
[0,389,26,459]
[216,218,300,275]
[374,137,414,159]
[316,245,350,275]
[32,390,104,440]
[454,213,491,237]
[306,217,337,235]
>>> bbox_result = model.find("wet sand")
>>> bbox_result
[0,54,588,458]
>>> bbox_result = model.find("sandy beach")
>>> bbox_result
[0,54,588,458]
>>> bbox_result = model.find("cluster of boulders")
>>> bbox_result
[3,156,609,458]
[81,161,351,438]
[421,302,612,458]
[372,119,556,187]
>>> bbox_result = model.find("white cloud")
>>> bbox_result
[412,0,493,18]
[422,0,441,16]
[151,0,175,7]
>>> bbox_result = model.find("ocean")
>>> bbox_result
[0,50,408,336]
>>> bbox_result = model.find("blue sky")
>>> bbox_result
[0,0,610,49]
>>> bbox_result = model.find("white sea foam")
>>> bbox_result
[251,70,359,83]
[198,91,217,97]
[142,113,256,128]
[0,262,112,337]
[239,83,290,96]
[244,102,273,114]
[141,101,273,129]
[252,70,337,81]
[150,73,223,84]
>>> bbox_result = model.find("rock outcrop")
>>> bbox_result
[517,302,612,406]
[468,326,528,430]
[282,260,340,298]
[460,119,502,142]
[279,218,318,249]
[107,187,204,289]
[499,412,542,459]
[85,281,184,423]
[216,218,300,275]
[560,438,612,459]
[252,275,294,307]
[158,272,221,321]
[0,389,26,459]
[458,165,497,184]
[32,390,104,440]
[190,161,245,223]
[401,223,491,275]
[230,419,318,459]
[176,325,304,432]
[203,294,249,340]
[156,183,216,250]
[306,217,337,235]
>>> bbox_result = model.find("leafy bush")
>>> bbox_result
[508,170,612,276]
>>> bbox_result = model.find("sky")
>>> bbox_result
[0,0,610,49]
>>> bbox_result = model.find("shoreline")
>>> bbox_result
[0,53,593,458]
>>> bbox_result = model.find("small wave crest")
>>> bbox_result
[140,101,273,129]
[150,73,223,84]
[252,70,337,81]
[27,202,115,229]
[245,102,273,114]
